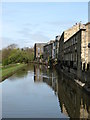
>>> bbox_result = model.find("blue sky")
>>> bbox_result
[89,1,90,22]
[2,2,88,48]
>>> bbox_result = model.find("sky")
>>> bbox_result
[2,2,88,49]
[89,1,90,22]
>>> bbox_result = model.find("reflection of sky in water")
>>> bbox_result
[2,69,68,118]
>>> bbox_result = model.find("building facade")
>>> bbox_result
[52,35,60,60]
[43,38,60,64]
[64,28,86,71]
[85,23,90,67]
[34,43,46,61]
[58,23,85,64]
[43,41,53,63]
[58,22,90,72]
[34,22,90,72]
[58,32,64,66]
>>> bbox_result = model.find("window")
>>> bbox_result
[74,37,75,44]
[88,43,90,48]
[38,48,40,53]
[75,53,77,61]
[54,49,55,54]
[71,53,73,61]
[75,36,77,43]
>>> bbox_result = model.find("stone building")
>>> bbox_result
[58,22,90,72]
[43,38,60,63]
[64,28,86,71]
[64,23,85,42]
[34,43,46,61]
[58,32,64,66]
[52,35,60,60]
[58,23,85,66]
[43,41,53,63]
[85,22,90,67]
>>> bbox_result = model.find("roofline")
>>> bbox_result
[34,43,46,44]
[85,22,90,26]
[43,42,53,47]
[64,28,86,43]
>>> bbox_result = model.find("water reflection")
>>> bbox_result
[9,64,34,80]
[33,64,90,119]
[58,72,90,118]
[2,64,90,118]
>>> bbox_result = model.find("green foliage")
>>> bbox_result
[2,64,26,81]
[2,44,34,66]
[2,58,9,66]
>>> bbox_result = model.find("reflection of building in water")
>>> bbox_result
[57,72,90,119]
[33,65,90,119]
[51,72,58,95]
[80,98,90,118]
[34,66,59,95]
[61,104,68,117]
[43,70,58,95]
[34,65,43,82]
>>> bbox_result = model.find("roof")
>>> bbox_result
[85,22,90,26]
[35,43,46,45]
[64,28,86,43]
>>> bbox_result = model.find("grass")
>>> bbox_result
[1,63,26,81]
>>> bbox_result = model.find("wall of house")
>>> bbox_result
[64,23,85,42]
[43,43,53,63]
[58,33,64,63]
[34,43,46,60]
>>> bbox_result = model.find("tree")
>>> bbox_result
[2,44,34,66]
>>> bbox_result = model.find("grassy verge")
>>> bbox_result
[1,63,27,81]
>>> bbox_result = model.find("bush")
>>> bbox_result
[2,45,34,66]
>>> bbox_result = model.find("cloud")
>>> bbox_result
[2,37,14,48]
[18,32,49,46]
[17,26,49,45]
[45,20,77,27]
[18,27,32,37]
[24,23,39,27]
[3,20,76,49]
[30,32,49,43]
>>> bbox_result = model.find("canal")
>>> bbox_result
[1,64,90,118]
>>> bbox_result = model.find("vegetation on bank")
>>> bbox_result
[2,44,34,66]
[0,44,34,81]
[2,63,26,81]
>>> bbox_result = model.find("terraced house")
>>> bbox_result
[58,22,90,72]
[52,35,60,60]
[43,41,54,63]
[43,37,60,64]
[34,43,46,62]
[34,22,90,73]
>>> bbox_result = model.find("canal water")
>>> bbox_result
[1,64,90,118]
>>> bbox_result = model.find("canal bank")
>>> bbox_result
[1,63,27,81]
[29,61,48,66]
[55,64,90,95]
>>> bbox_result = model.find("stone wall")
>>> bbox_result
[34,43,46,60]
[81,23,90,70]
[64,23,85,42]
